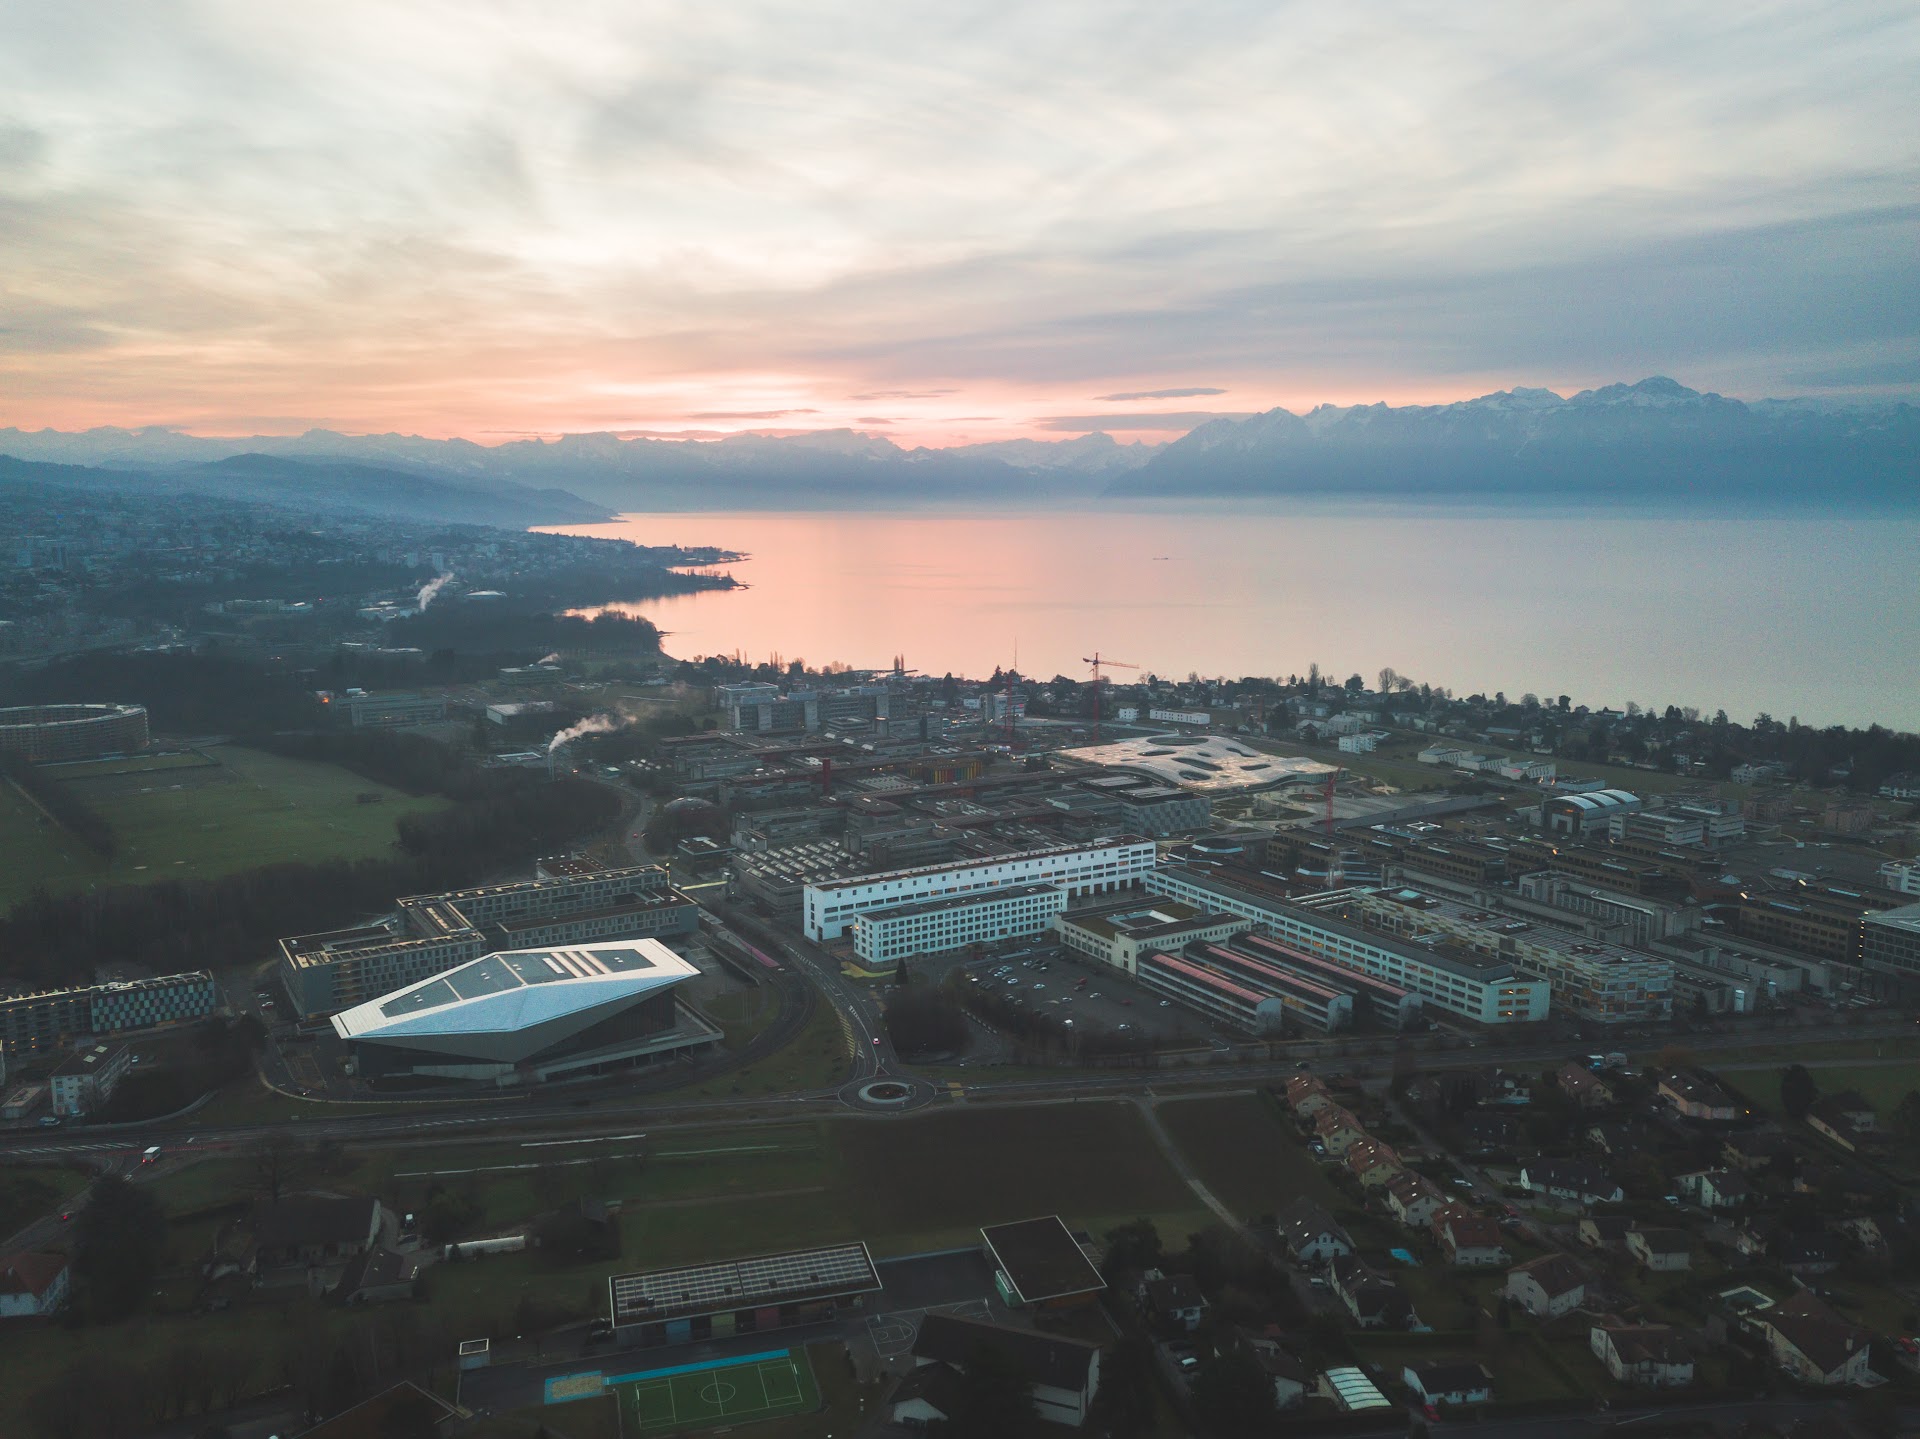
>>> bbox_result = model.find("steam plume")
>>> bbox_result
[548,713,625,752]
[416,573,455,610]
[537,653,560,666]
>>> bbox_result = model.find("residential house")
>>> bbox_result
[1434,1208,1509,1268]
[1559,1062,1615,1110]
[1806,1093,1877,1152]
[1346,1138,1404,1190]
[1237,1330,1307,1410]
[1286,1073,1333,1119]
[1776,1234,1844,1276]
[890,1362,968,1428]
[1474,1068,1532,1107]
[1675,1169,1750,1210]
[1402,1360,1493,1408]
[1459,1111,1520,1154]
[1721,1131,1793,1172]
[1658,1072,1742,1122]
[1518,1159,1624,1207]
[910,1312,1104,1427]
[1578,1216,1633,1252]
[334,1246,420,1306]
[1315,1105,1368,1157]
[1626,1227,1692,1272]
[1330,1254,1419,1330]
[1139,1273,1208,1333]
[1276,1198,1353,1265]
[1590,1320,1694,1387]
[1583,1121,1643,1159]
[251,1196,384,1271]
[1385,1171,1446,1230]
[1505,1254,1589,1319]
[0,1252,70,1318]
[1834,1216,1888,1259]
[1758,1292,1876,1388]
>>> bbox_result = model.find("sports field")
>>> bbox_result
[609,1349,818,1433]
[0,745,448,908]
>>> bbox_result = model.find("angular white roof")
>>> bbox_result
[331,939,697,1059]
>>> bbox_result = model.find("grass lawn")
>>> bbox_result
[1155,1092,1343,1220]
[679,997,850,1099]
[0,745,450,909]
[1735,1059,1920,1118]
[0,1164,94,1238]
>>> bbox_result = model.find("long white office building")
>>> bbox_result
[851,883,1067,964]
[1144,865,1548,1024]
[803,836,1155,942]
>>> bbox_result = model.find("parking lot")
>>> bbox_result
[955,944,1233,1049]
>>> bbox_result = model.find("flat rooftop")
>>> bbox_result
[980,1216,1105,1304]
[858,882,1062,924]
[609,1242,882,1326]
[1060,735,1334,795]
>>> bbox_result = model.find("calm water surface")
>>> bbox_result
[539,504,1920,730]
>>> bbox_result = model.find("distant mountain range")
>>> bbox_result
[0,452,613,528]
[0,425,1160,514]
[3,379,1912,518]
[1106,378,1919,502]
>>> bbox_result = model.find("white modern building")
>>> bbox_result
[1544,789,1641,837]
[803,837,1155,942]
[1878,860,1920,898]
[1143,866,1549,1024]
[330,939,716,1082]
[852,883,1067,964]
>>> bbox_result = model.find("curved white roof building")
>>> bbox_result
[332,939,701,1073]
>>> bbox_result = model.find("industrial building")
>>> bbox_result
[50,1042,131,1118]
[0,703,149,762]
[1137,950,1288,1034]
[1184,943,1354,1033]
[330,938,717,1082]
[0,970,218,1058]
[1345,886,1674,1026]
[851,883,1067,964]
[1052,899,1250,975]
[1143,866,1550,1024]
[802,837,1156,942]
[1230,933,1422,1029]
[608,1242,883,1348]
[1542,789,1642,838]
[280,863,698,1017]
[342,692,448,728]
[1861,904,1920,986]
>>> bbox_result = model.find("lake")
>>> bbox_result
[538,503,1920,731]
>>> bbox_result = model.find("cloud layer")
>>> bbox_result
[1,2,1915,443]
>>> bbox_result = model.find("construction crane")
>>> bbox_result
[1083,653,1139,743]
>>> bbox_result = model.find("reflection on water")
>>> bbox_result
[537,505,1920,730]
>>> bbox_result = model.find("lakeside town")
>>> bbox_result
[0,492,1917,1439]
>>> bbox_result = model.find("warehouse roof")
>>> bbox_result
[609,1242,881,1326]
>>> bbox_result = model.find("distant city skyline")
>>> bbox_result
[3,4,1916,446]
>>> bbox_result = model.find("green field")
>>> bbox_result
[1737,1059,1920,1118]
[0,745,449,908]
[1155,1092,1342,1220]
[613,1350,818,1434]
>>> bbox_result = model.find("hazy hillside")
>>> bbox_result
[0,452,611,527]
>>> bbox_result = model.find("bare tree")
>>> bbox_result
[251,1128,313,1203]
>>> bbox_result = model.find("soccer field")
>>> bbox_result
[613,1349,819,1433]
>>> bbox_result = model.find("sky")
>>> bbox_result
[2,1,1917,447]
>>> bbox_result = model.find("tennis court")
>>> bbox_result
[611,1348,819,1433]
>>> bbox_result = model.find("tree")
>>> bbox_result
[72,1174,167,1319]
[251,1128,313,1203]
[1102,1218,1163,1277]
[1779,1064,1818,1120]
[1085,1335,1155,1439]
[1895,1089,1920,1144]
[893,956,910,986]
[1189,1346,1278,1438]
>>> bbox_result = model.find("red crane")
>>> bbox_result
[1083,653,1138,742]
